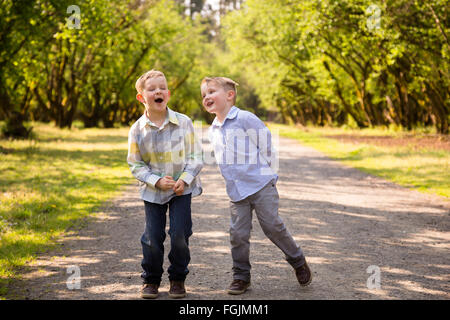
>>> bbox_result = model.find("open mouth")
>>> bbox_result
[206,100,214,107]
[154,98,164,103]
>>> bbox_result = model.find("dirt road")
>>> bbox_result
[8,136,450,300]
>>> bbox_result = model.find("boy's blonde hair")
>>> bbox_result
[135,69,166,94]
[201,77,239,104]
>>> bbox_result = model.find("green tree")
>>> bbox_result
[0,0,72,136]
[222,0,449,132]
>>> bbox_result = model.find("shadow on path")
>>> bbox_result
[8,137,450,300]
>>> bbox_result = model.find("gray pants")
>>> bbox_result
[229,180,305,282]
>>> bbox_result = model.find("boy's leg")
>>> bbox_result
[252,181,306,269]
[141,200,168,286]
[229,198,253,282]
[167,193,192,282]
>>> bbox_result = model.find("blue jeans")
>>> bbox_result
[141,193,192,285]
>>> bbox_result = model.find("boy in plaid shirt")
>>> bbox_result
[128,70,202,299]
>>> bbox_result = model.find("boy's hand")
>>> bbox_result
[155,176,175,191]
[173,179,187,196]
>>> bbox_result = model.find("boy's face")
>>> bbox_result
[201,81,234,115]
[137,76,170,114]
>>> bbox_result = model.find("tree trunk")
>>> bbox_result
[425,82,449,134]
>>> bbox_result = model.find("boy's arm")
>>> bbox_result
[127,128,161,187]
[244,113,277,168]
[179,120,203,185]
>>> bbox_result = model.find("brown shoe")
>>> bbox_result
[227,279,251,295]
[295,261,312,287]
[141,283,159,299]
[169,280,186,299]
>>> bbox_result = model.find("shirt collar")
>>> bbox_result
[167,107,180,125]
[139,107,179,130]
[212,106,239,127]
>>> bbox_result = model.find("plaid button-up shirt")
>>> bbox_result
[127,107,203,204]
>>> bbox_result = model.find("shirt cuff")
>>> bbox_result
[147,174,162,187]
[179,172,195,186]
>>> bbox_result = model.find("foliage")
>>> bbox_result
[223,0,449,133]
[0,0,209,134]
[1,0,448,135]
[0,123,131,298]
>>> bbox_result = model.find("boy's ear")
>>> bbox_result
[168,90,171,98]
[136,93,144,104]
[227,90,235,101]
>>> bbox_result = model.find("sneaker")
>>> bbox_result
[295,261,312,287]
[227,279,251,295]
[169,280,186,299]
[141,283,159,299]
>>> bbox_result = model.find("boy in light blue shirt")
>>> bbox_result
[201,77,312,295]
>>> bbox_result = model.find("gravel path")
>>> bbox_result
[9,136,450,300]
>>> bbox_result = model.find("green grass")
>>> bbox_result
[267,123,450,199]
[1,121,448,298]
[0,123,132,298]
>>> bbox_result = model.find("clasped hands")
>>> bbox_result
[155,176,186,196]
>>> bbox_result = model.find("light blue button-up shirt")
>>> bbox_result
[208,106,278,202]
